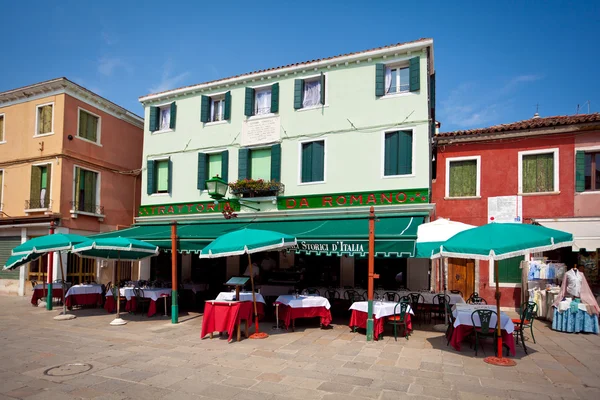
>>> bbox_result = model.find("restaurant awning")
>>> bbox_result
[534,217,600,251]
[92,213,425,257]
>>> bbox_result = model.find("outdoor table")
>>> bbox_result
[105,287,171,317]
[274,295,332,330]
[552,302,599,334]
[201,301,248,342]
[349,301,414,339]
[30,283,69,306]
[65,284,103,308]
[182,283,209,293]
[449,304,516,356]
[319,287,464,305]
[215,291,266,319]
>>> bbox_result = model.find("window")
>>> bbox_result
[197,151,229,190]
[301,140,325,183]
[74,167,99,214]
[0,114,4,142]
[29,164,51,209]
[386,66,410,94]
[294,75,325,110]
[584,152,600,191]
[446,157,480,198]
[78,109,100,142]
[519,149,558,194]
[244,84,279,117]
[383,131,412,176]
[149,102,176,132]
[147,159,171,195]
[36,103,53,135]
[375,57,420,97]
[495,256,524,284]
[250,149,272,181]
[201,92,231,123]
[207,153,222,179]
[254,88,272,115]
[28,255,47,282]
[67,253,96,285]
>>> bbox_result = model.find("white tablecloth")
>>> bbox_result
[66,284,103,297]
[215,291,266,304]
[33,282,69,290]
[452,304,514,334]
[107,287,172,301]
[275,295,331,310]
[350,301,414,319]
[183,283,208,293]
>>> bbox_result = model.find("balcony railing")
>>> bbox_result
[70,201,104,215]
[25,199,52,210]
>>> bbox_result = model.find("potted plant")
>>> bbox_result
[228,179,284,198]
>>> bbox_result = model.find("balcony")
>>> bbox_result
[69,201,105,221]
[24,199,53,215]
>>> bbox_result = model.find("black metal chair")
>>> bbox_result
[344,290,365,303]
[383,292,400,302]
[133,287,151,315]
[112,285,126,312]
[466,292,487,305]
[450,289,463,298]
[445,302,455,346]
[305,287,320,296]
[387,301,410,341]
[432,294,450,322]
[407,293,426,325]
[513,301,537,354]
[470,309,497,356]
[30,280,37,290]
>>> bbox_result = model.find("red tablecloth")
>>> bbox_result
[201,301,242,342]
[104,296,166,317]
[276,304,332,330]
[349,309,413,340]
[31,288,64,305]
[65,293,102,308]
[450,325,516,356]
[238,302,265,322]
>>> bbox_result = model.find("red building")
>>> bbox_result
[432,114,600,308]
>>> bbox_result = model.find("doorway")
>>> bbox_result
[447,258,475,298]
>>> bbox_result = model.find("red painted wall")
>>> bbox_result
[432,134,576,307]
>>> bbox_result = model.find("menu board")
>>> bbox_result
[488,195,523,223]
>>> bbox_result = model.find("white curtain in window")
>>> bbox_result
[160,108,170,130]
[385,67,392,93]
[303,80,321,108]
[40,188,46,208]
[210,100,216,121]
[255,90,272,115]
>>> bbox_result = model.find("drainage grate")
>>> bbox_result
[44,363,93,377]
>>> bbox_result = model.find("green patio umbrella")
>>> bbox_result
[72,237,159,326]
[3,233,89,318]
[432,223,573,366]
[200,228,297,338]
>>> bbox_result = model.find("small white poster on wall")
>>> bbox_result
[241,116,281,146]
[488,195,523,223]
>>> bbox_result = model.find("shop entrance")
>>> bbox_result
[447,258,475,298]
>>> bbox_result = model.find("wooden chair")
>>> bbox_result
[470,309,497,356]
[387,301,410,341]
[513,301,537,354]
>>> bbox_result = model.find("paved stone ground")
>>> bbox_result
[0,296,599,400]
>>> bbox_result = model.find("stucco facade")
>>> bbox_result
[0,78,144,295]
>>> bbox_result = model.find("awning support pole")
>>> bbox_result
[46,221,55,310]
[171,222,179,324]
[366,206,379,341]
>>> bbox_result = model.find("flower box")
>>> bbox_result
[228,179,284,198]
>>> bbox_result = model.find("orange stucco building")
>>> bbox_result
[0,78,144,295]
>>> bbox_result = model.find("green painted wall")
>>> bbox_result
[141,47,432,209]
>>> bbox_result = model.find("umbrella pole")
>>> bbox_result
[110,254,127,326]
[54,252,75,321]
[484,258,516,366]
[248,253,267,339]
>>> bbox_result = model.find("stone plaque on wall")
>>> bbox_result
[241,116,280,146]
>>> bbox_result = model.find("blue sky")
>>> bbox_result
[2,1,598,132]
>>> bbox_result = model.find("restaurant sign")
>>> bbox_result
[292,240,367,255]
[277,188,428,210]
[138,200,240,216]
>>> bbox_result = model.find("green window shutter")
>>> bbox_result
[0,172,3,206]
[375,64,385,97]
[319,73,326,105]
[409,56,420,92]
[398,131,413,175]
[146,160,155,195]
[221,150,229,182]
[497,256,523,284]
[0,238,22,279]
[271,143,281,182]
[430,72,436,110]
[294,79,304,110]
[301,142,313,183]
[271,83,279,113]
[74,167,81,207]
[575,151,585,192]
[45,164,51,207]
[149,107,158,132]
[30,166,41,205]
[238,148,249,180]
[79,110,87,137]
[312,141,325,182]
[169,102,177,129]
[244,87,255,117]
[384,132,399,176]
[449,160,477,197]
[224,91,232,120]
[200,96,210,123]
[251,149,272,181]
[168,159,173,194]
[523,154,554,193]
[197,153,207,190]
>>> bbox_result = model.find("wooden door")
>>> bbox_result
[447,258,475,299]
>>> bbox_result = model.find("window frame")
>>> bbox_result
[26,161,53,211]
[71,164,102,216]
[248,146,272,181]
[249,84,274,119]
[0,113,5,144]
[379,55,419,100]
[76,107,102,146]
[580,148,600,192]
[209,95,225,123]
[150,102,173,134]
[518,148,559,195]
[296,73,329,112]
[34,102,55,137]
[203,149,226,186]
[489,257,524,288]
[380,128,416,178]
[298,138,327,185]
[445,155,481,199]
